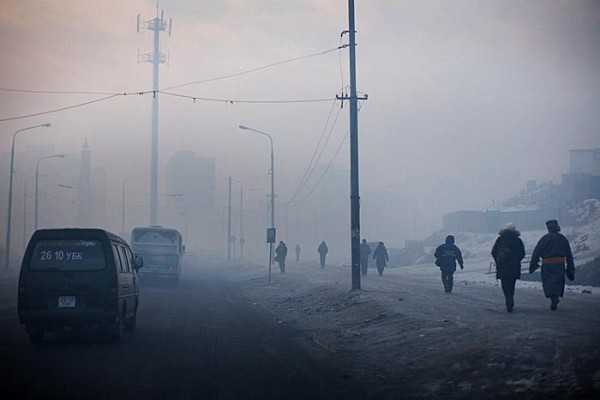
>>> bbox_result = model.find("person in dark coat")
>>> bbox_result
[434,235,464,293]
[318,241,328,269]
[373,242,389,276]
[491,223,526,312]
[529,220,575,310]
[275,241,288,273]
[295,244,301,263]
[360,239,372,276]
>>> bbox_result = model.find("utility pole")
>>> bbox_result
[337,0,368,290]
[138,5,172,226]
[227,176,232,261]
[239,184,245,260]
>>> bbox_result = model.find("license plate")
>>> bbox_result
[58,296,76,308]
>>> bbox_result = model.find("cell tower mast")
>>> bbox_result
[137,4,172,225]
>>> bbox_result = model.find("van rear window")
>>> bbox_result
[30,240,106,271]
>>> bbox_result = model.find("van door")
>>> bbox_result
[112,244,130,319]
[118,245,135,318]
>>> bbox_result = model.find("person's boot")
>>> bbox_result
[550,296,559,311]
[506,298,514,313]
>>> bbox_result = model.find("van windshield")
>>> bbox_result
[30,240,106,271]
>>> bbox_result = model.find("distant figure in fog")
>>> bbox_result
[275,241,288,273]
[434,235,464,293]
[529,220,575,311]
[373,242,389,276]
[295,244,301,263]
[318,241,328,269]
[360,239,372,276]
[491,223,525,312]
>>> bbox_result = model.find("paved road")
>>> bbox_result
[1,259,364,399]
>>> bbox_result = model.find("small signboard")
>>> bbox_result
[266,228,276,244]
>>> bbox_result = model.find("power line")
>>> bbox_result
[0,87,123,96]
[290,105,342,203]
[287,99,337,204]
[297,129,348,204]
[0,94,125,122]
[159,90,335,104]
[162,44,348,91]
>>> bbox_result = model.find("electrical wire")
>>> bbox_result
[159,90,335,104]
[0,94,125,122]
[288,101,341,203]
[0,87,124,96]
[297,129,348,204]
[162,44,348,91]
[287,99,337,204]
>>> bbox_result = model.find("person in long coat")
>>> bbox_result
[318,241,328,269]
[529,220,575,310]
[434,235,464,293]
[491,223,526,312]
[275,241,288,273]
[373,242,389,276]
[360,239,372,276]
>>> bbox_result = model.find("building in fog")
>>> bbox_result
[166,151,216,251]
[569,149,600,176]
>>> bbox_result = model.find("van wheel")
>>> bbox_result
[124,313,137,332]
[27,326,44,344]
[110,318,124,342]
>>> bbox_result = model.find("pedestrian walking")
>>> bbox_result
[434,235,464,293]
[491,223,525,312]
[295,244,301,263]
[275,241,288,273]
[360,239,371,276]
[318,241,328,269]
[529,220,575,310]
[373,241,389,276]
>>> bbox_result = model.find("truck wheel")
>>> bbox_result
[109,315,124,342]
[27,326,44,344]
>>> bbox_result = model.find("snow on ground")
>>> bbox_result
[227,259,600,399]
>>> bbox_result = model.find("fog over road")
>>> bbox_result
[2,258,362,399]
[2,256,600,399]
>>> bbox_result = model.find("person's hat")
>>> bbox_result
[504,223,516,231]
[546,219,560,232]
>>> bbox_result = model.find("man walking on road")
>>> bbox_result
[529,220,575,311]
[318,241,328,269]
[373,241,389,276]
[275,241,288,273]
[491,223,526,312]
[360,239,371,276]
[434,235,464,293]
[295,244,301,263]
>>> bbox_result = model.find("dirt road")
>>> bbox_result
[2,256,599,399]
[1,259,363,399]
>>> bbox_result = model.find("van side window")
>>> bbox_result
[113,244,125,273]
[119,246,131,273]
[125,247,135,273]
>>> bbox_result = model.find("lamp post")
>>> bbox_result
[239,125,275,284]
[35,154,65,230]
[4,123,51,269]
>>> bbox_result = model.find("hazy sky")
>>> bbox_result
[2,0,600,248]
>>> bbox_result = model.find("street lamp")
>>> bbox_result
[35,154,66,230]
[4,123,51,269]
[239,124,276,283]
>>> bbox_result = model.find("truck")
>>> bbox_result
[131,226,184,283]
